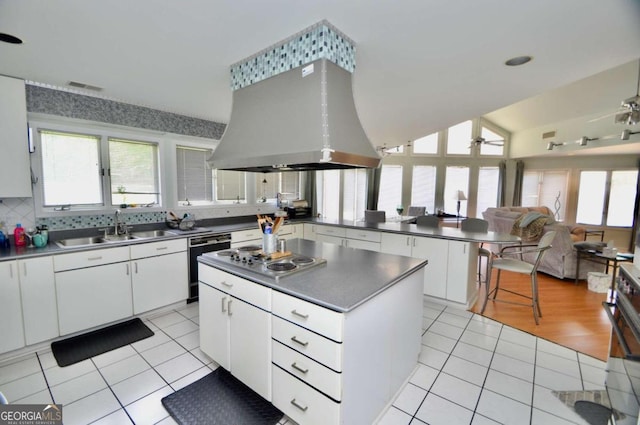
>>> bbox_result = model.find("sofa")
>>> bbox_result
[482,206,603,280]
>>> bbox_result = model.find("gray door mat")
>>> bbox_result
[161,368,283,425]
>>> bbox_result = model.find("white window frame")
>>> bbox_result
[30,118,165,216]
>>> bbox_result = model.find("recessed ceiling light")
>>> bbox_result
[505,56,532,66]
[0,32,23,44]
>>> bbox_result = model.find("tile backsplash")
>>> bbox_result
[0,198,36,233]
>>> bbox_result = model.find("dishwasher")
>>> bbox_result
[188,232,232,302]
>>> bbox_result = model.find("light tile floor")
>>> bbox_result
[0,299,606,425]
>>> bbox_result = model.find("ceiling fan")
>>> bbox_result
[468,136,504,148]
[589,59,640,125]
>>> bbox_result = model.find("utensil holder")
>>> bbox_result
[262,233,277,254]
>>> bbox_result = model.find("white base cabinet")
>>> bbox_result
[199,265,272,401]
[380,233,477,306]
[0,257,58,354]
[20,256,58,345]
[130,239,187,314]
[0,261,25,353]
[55,258,132,335]
[315,225,381,252]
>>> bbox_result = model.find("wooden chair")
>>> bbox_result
[364,210,386,223]
[481,231,556,325]
[461,218,491,285]
[415,215,440,228]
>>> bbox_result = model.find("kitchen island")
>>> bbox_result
[197,239,427,425]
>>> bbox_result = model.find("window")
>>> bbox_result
[446,120,472,155]
[522,170,569,221]
[444,166,469,216]
[477,166,500,214]
[40,130,102,206]
[317,170,340,220]
[215,170,246,202]
[109,138,159,206]
[378,165,403,217]
[38,129,160,209]
[411,165,436,214]
[412,133,438,155]
[479,126,505,156]
[254,172,301,202]
[343,169,367,221]
[576,170,638,226]
[176,146,212,205]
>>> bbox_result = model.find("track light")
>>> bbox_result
[546,141,563,150]
[621,129,640,140]
[578,136,598,146]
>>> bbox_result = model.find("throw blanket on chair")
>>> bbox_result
[511,214,548,242]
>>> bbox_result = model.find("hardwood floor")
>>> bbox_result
[469,270,611,361]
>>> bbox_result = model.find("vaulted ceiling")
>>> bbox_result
[1,0,639,155]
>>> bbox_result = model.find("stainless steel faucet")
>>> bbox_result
[114,209,126,235]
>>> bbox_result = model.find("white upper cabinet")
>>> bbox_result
[0,76,31,198]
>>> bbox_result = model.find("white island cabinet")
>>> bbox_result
[198,264,272,401]
[198,240,424,425]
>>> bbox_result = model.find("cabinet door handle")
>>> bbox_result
[9,263,14,278]
[290,336,309,347]
[23,262,27,277]
[412,238,416,247]
[221,296,227,313]
[406,236,410,246]
[291,309,309,319]
[156,246,168,251]
[291,362,309,374]
[88,256,102,261]
[227,299,232,316]
[126,264,130,275]
[221,281,233,288]
[135,262,138,274]
[290,399,308,412]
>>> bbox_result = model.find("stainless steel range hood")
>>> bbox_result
[208,58,381,172]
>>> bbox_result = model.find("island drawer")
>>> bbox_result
[345,228,381,242]
[198,265,271,311]
[272,316,342,372]
[272,340,341,401]
[272,365,340,425]
[130,238,186,259]
[272,291,343,342]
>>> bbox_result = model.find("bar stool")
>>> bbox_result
[461,218,491,285]
[481,231,556,325]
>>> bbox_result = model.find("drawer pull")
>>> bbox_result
[291,362,309,374]
[221,296,227,313]
[291,309,309,319]
[221,281,233,288]
[290,336,309,347]
[290,399,308,412]
[156,246,169,251]
[87,256,102,261]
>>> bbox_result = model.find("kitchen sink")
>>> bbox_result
[102,234,138,242]
[130,229,177,238]
[55,236,107,247]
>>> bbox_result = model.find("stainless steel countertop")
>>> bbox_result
[198,238,427,313]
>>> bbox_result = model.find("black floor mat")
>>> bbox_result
[162,368,283,425]
[574,400,613,425]
[51,318,154,367]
